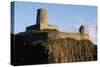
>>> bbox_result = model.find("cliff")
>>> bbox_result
[44,38,97,63]
[11,31,97,65]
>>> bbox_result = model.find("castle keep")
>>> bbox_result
[24,8,89,40]
[26,8,57,31]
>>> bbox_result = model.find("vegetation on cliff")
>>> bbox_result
[43,38,97,63]
[12,33,97,65]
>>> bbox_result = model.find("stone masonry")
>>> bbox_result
[25,8,89,40]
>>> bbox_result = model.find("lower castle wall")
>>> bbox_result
[48,32,89,40]
[47,25,57,30]
[17,31,89,41]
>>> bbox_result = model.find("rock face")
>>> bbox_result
[46,39,97,63]
[11,31,97,66]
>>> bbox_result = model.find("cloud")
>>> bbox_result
[85,22,97,44]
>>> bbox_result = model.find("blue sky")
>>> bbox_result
[12,1,97,44]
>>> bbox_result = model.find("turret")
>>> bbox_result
[79,25,85,34]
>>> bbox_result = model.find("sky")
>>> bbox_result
[11,1,97,44]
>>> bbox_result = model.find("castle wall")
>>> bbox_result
[40,24,48,30]
[17,31,89,42]
[26,25,39,31]
[47,25,57,30]
[48,32,89,40]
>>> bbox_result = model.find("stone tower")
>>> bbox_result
[26,8,60,31]
[36,8,48,30]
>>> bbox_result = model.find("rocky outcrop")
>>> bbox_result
[45,39,97,63]
[11,32,97,66]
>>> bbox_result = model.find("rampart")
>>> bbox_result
[48,32,89,40]
[17,31,89,42]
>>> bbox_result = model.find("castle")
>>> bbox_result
[22,8,89,40]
